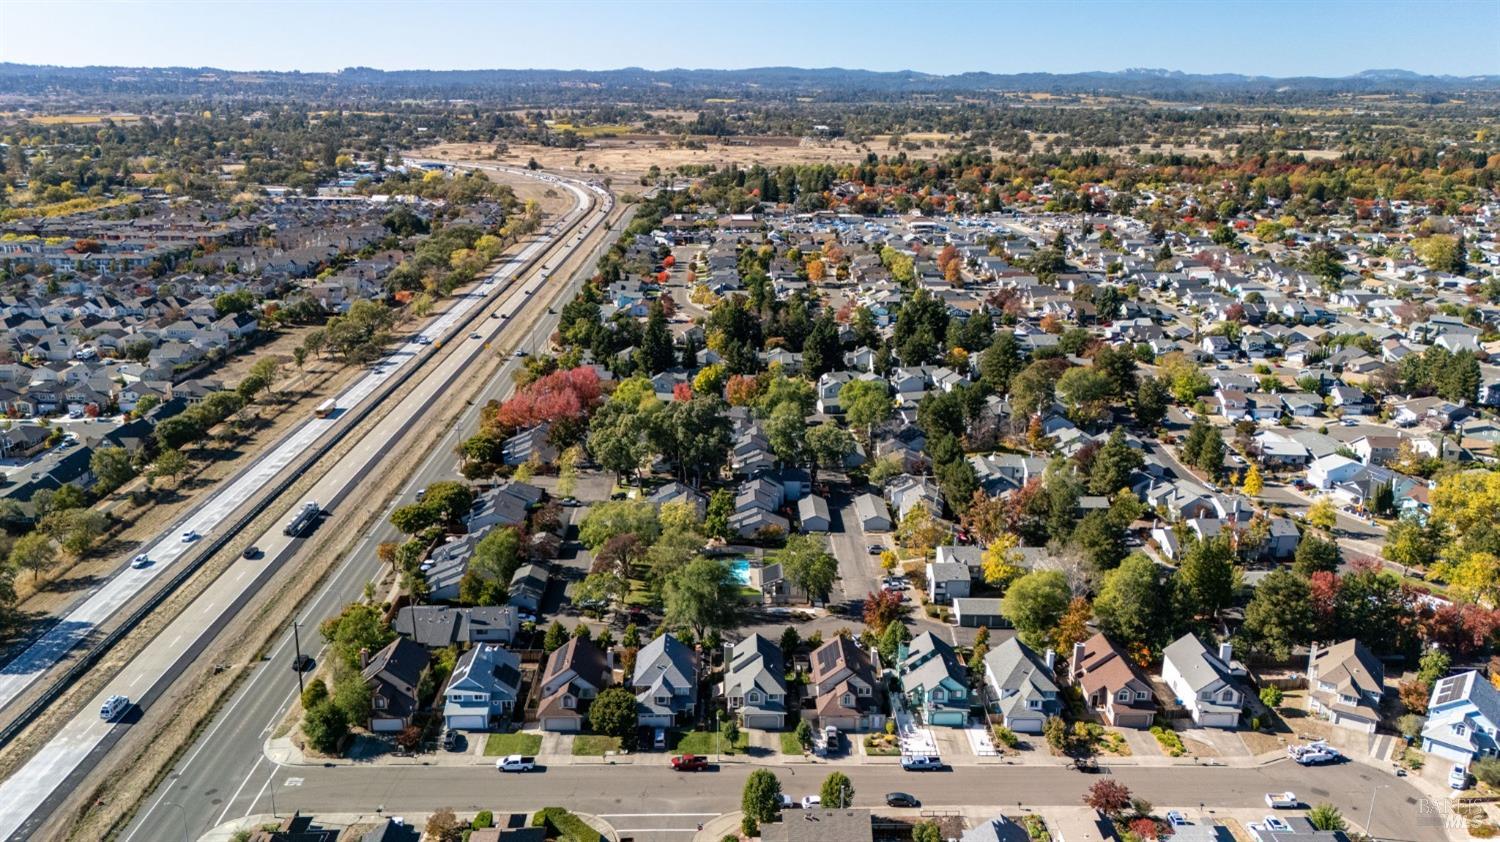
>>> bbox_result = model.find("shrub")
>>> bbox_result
[474,811,495,829]
[1149,725,1185,757]
[1474,757,1500,788]
[1471,823,1499,839]
[1259,686,1283,708]
[993,726,1020,749]
[299,678,328,711]
[532,808,603,842]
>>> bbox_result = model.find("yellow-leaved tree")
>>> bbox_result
[1242,464,1263,497]
[981,532,1024,589]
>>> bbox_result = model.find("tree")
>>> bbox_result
[1083,779,1133,817]
[1175,535,1237,621]
[589,687,639,748]
[913,822,942,842]
[841,379,892,438]
[1292,535,1340,576]
[1053,596,1093,656]
[765,401,807,465]
[1243,569,1312,660]
[1307,804,1346,833]
[1306,498,1337,531]
[1397,713,1426,742]
[90,446,135,494]
[878,620,912,666]
[319,602,394,669]
[1088,429,1143,495]
[579,500,660,549]
[806,423,855,475]
[819,771,854,808]
[662,556,741,640]
[1417,647,1451,686]
[1260,686,1284,709]
[1001,570,1071,650]
[863,589,906,634]
[425,809,464,842]
[803,315,839,377]
[741,769,783,832]
[638,303,676,374]
[301,701,348,754]
[897,506,945,559]
[150,448,190,488]
[981,532,1024,588]
[1073,508,1126,571]
[1241,464,1263,497]
[1134,376,1169,429]
[543,620,569,652]
[1384,516,1436,570]
[780,534,839,603]
[1056,366,1113,426]
[9,532,57,581]
[1095,554,1164,652]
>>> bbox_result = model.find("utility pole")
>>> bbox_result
[292,619,305,696]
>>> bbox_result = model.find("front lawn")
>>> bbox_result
[675,730,750,755]
[780,732,807,755]
[863,733,901,756]
[483,732,542,756]
[572,735,623,756]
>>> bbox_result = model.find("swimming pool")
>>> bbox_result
[729,558,752,585]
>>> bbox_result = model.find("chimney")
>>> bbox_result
[606,646,616,669]
[1071,641,1087,676]
[1218,642,1233,665]
[1044,649,1056,674]
[359,647,370,668]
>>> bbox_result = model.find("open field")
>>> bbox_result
[421,135,877,181]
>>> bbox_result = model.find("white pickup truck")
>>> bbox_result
[1264,792,1299,809]
[1288,741,1342,765]
[496,754,537,773]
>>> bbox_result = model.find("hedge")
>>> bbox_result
[533,807,604,842]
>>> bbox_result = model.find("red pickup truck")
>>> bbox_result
[671,754,709,771]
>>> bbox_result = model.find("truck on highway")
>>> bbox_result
[283,501,321,537]
[314,399,336,418]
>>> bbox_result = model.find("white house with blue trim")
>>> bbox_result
[1422,671,1500,768]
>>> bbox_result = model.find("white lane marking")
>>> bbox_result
[599,814,720,818]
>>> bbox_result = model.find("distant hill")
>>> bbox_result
[1,63,1497,105]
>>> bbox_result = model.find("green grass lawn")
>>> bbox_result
[779,732,806,755]
[675,730,750,755]
[483,732,542,756]
[572,734,623,756]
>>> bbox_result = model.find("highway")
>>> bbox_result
[0,167,615,841]
[0,169,593,725]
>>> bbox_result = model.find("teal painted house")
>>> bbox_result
[898,631,969,726]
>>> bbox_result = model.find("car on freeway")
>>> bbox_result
[242,546,263,559]
[885,792,920,808]
[671,754,709,771]
[469,332,482,340]
[130,554,152,569]
[181,530,200,543]
[900,754,943,771]
[100,694,131,721]
[291,654,314,672]
[514,349,528,358]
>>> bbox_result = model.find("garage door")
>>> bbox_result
[371,718,404,733]
[447,715,488,731]
[542,717,580,732]
[743,715,784,730]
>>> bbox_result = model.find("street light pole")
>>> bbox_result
[164,801,189,842]
[292,619,305,696]
[1367,783,1389,841]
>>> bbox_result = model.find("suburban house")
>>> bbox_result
[507,563,548,613]
[982,638,1060,734]
[958,816,1031,842]
[953,597,1005,629]
[537,637,610,732]
[1306,639,1385,733]
[925,559,971,604]
[1422,671,1500,767]
[807,636,884,731]
[760,809,873,842]
[442,644,522,731]
[897,632,969,726]
[797,494,831,532]
[362,637,431,733]
[633,633,699,727]
[721,633,788,729]
[1069,633,1155,729]
[1161,634,1246,729]
[391,605,519,648]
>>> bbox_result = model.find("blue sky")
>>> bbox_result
[2,0,1496,77]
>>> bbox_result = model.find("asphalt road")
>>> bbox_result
[0,171,615,842]
[183,759,1432,841]
[118,187,640,842]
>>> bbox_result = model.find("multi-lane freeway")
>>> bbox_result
[0,165,617,840]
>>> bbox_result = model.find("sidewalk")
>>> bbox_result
[202,810,620,842]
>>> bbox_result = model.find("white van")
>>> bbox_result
[100,694,130,721]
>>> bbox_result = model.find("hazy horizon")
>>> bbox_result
[2,0,1496,79]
